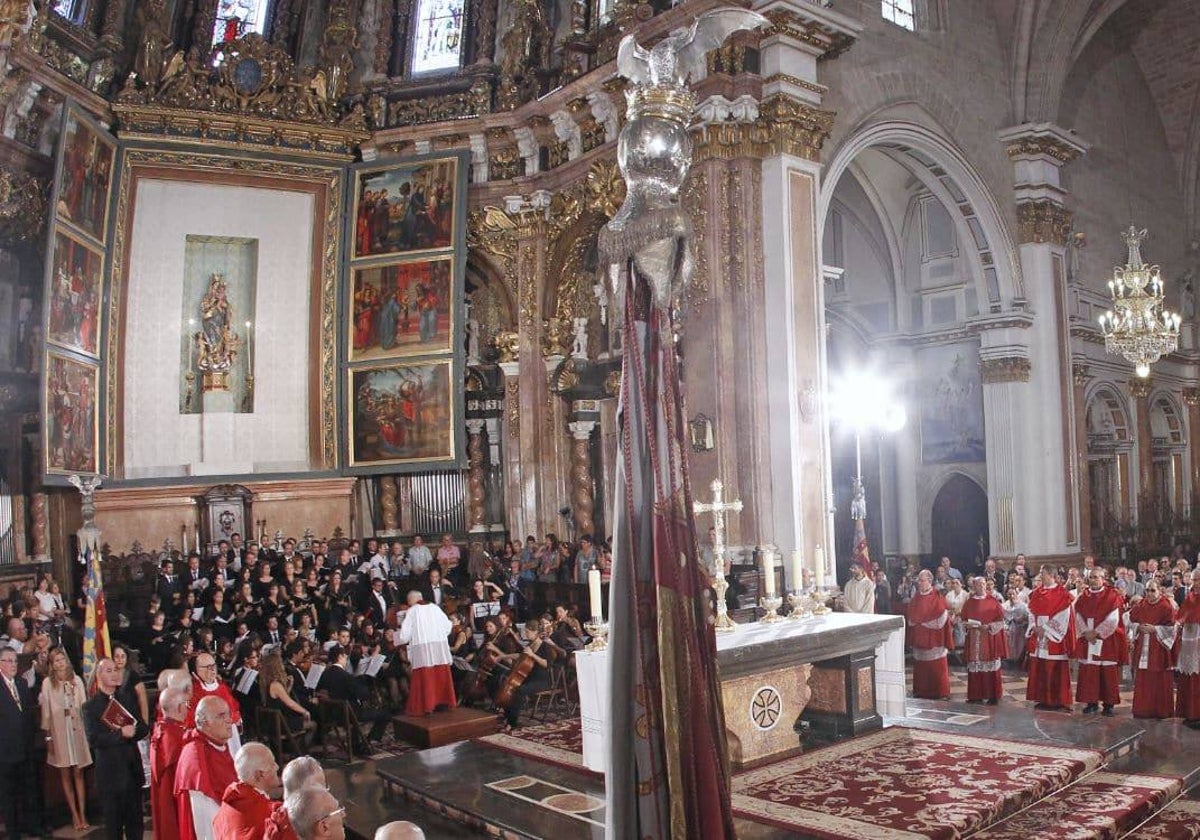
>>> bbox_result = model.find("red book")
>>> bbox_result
[101,697,136,731]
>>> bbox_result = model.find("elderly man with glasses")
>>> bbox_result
[284,786,345,840]
[186,653,243,751]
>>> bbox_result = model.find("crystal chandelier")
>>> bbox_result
[1098,225,1180,378]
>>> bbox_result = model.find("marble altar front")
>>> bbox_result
[576,611,906,773]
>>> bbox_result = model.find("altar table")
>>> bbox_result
[576,612,905,772]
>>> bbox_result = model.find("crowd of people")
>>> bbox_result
[0,528,614,838]
[900,552,1200,723]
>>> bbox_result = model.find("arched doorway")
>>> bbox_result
[931,474,989,572]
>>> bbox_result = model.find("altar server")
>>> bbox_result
[1129,581,1177,719]
[396,591,456,715]
[961,576,1007,704]
[1025,566,1074,710]
[1072,567,1126,716]
[906,570,953,699]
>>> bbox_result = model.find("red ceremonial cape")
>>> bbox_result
[961,593,1004,624]
[1072,585,1127,662]
[174,729,238,840]
[213,781,278,840]
[150,718,186,840]
[187,677,242,727]
[906,589,953,650]
[1028,582,1074,619]
[1178,591,1200,625]
[263,805,299,840]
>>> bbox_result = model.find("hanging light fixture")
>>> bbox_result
[1098,225,1180,378]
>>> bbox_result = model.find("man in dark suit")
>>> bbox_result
[156,560,182,607]
[0,648,38,838]
[361,576,398,629]
[84,657,150,840]
[318,648,390,749]
[421,567,456,611]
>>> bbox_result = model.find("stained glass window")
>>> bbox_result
[52,0,85,24]
[882,0,915,31]
[410,0,466,75]
[211,0,271,50]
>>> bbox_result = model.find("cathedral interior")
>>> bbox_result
[0,0,1199,838]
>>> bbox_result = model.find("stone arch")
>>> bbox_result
[917,465,988,555]
[1084,382,1133,445]
[543,211,607,324]
[820,118,1024,310]
[465,251,517,353]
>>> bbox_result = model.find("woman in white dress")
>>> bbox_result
[39,647,92,831]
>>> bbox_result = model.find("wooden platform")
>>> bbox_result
[392,707,502,748]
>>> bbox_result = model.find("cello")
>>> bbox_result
[494,650,537,709]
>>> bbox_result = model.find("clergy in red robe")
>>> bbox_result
[961,576,1008,703]
[150,687,188,840]
[1175,569,1200,726]
[263,806,298,840]
[396,592,457,715]
[175,696,238,840]
[1129,581,1177,719]
[1025,566,1074,710]
[1073,567,1127,715]
[212,743,281,840]
[187,655,242,728]
[906,570,953,699]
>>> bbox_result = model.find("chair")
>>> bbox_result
[530,663,568,722]
[255,706,308,761]
[317,697,363,762]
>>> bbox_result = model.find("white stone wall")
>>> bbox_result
[122,179,314,479]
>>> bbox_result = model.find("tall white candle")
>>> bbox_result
[588,567,603,620]
[182,524,188,555]
[791,549,803,593]
[762,549,776,597]
[814,546,825,589]
[244,321,254,372]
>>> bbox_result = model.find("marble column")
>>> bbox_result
[378,476,399,533]
[749,0,861,580]
[498,359,526,539]
[567,420,596,539]
[994,123,1089,557]
[466,419,487,533]
[1074,364,1094,551]
[1184,387,1200,521]
[1130,377,1155,524]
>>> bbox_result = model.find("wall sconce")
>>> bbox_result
[688,413,715,453]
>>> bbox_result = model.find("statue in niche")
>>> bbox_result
[195,273,242,389]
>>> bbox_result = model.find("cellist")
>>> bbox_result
[501,621,552,732]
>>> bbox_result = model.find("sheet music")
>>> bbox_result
[235,668,258,695]
[355,653,386,677]
[303,664,325,691]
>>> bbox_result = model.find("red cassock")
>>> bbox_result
[150,717,186,840]
[906,589,953,700]
[1174,592,1200,720]
[174,729,238,840]
[1129,596,1177,719]
[961,595,1008,701]
[213,781,278,840]
[187,678,242,728]
[1072,585,1127,706]
[262,806,299,840]
[1025,583,1074,707]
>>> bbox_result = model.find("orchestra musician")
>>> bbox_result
[500,621,552,732]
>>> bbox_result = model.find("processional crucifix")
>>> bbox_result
[693,478,742,632]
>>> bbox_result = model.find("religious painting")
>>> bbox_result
[46,229,104,358]
[350,157,459,260]
[179,235,258,415]
[919,342,986,464]
[350,255,454,361]
[44,351,99,476]
[349,360,455,467]
[54,105,116,244]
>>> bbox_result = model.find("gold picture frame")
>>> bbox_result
[349,155,460,261]
[54,104,117,246]
[44,350,100,476]
[349,254,455,362]
[348,359,455,468]
[45,228,105,358]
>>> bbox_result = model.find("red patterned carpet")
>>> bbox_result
[729,727,1105,840]
[477,718,590,774]
[1122,798,1200,840]
[968,771,1181,840]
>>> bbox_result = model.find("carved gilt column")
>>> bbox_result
[1073,364,1093,550]
[31,492,49,561]
[378,475,399,533]
[466,419,487,532]
[99,0,129,50]
[1130,377,1155,524]
[567,420,596,538]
